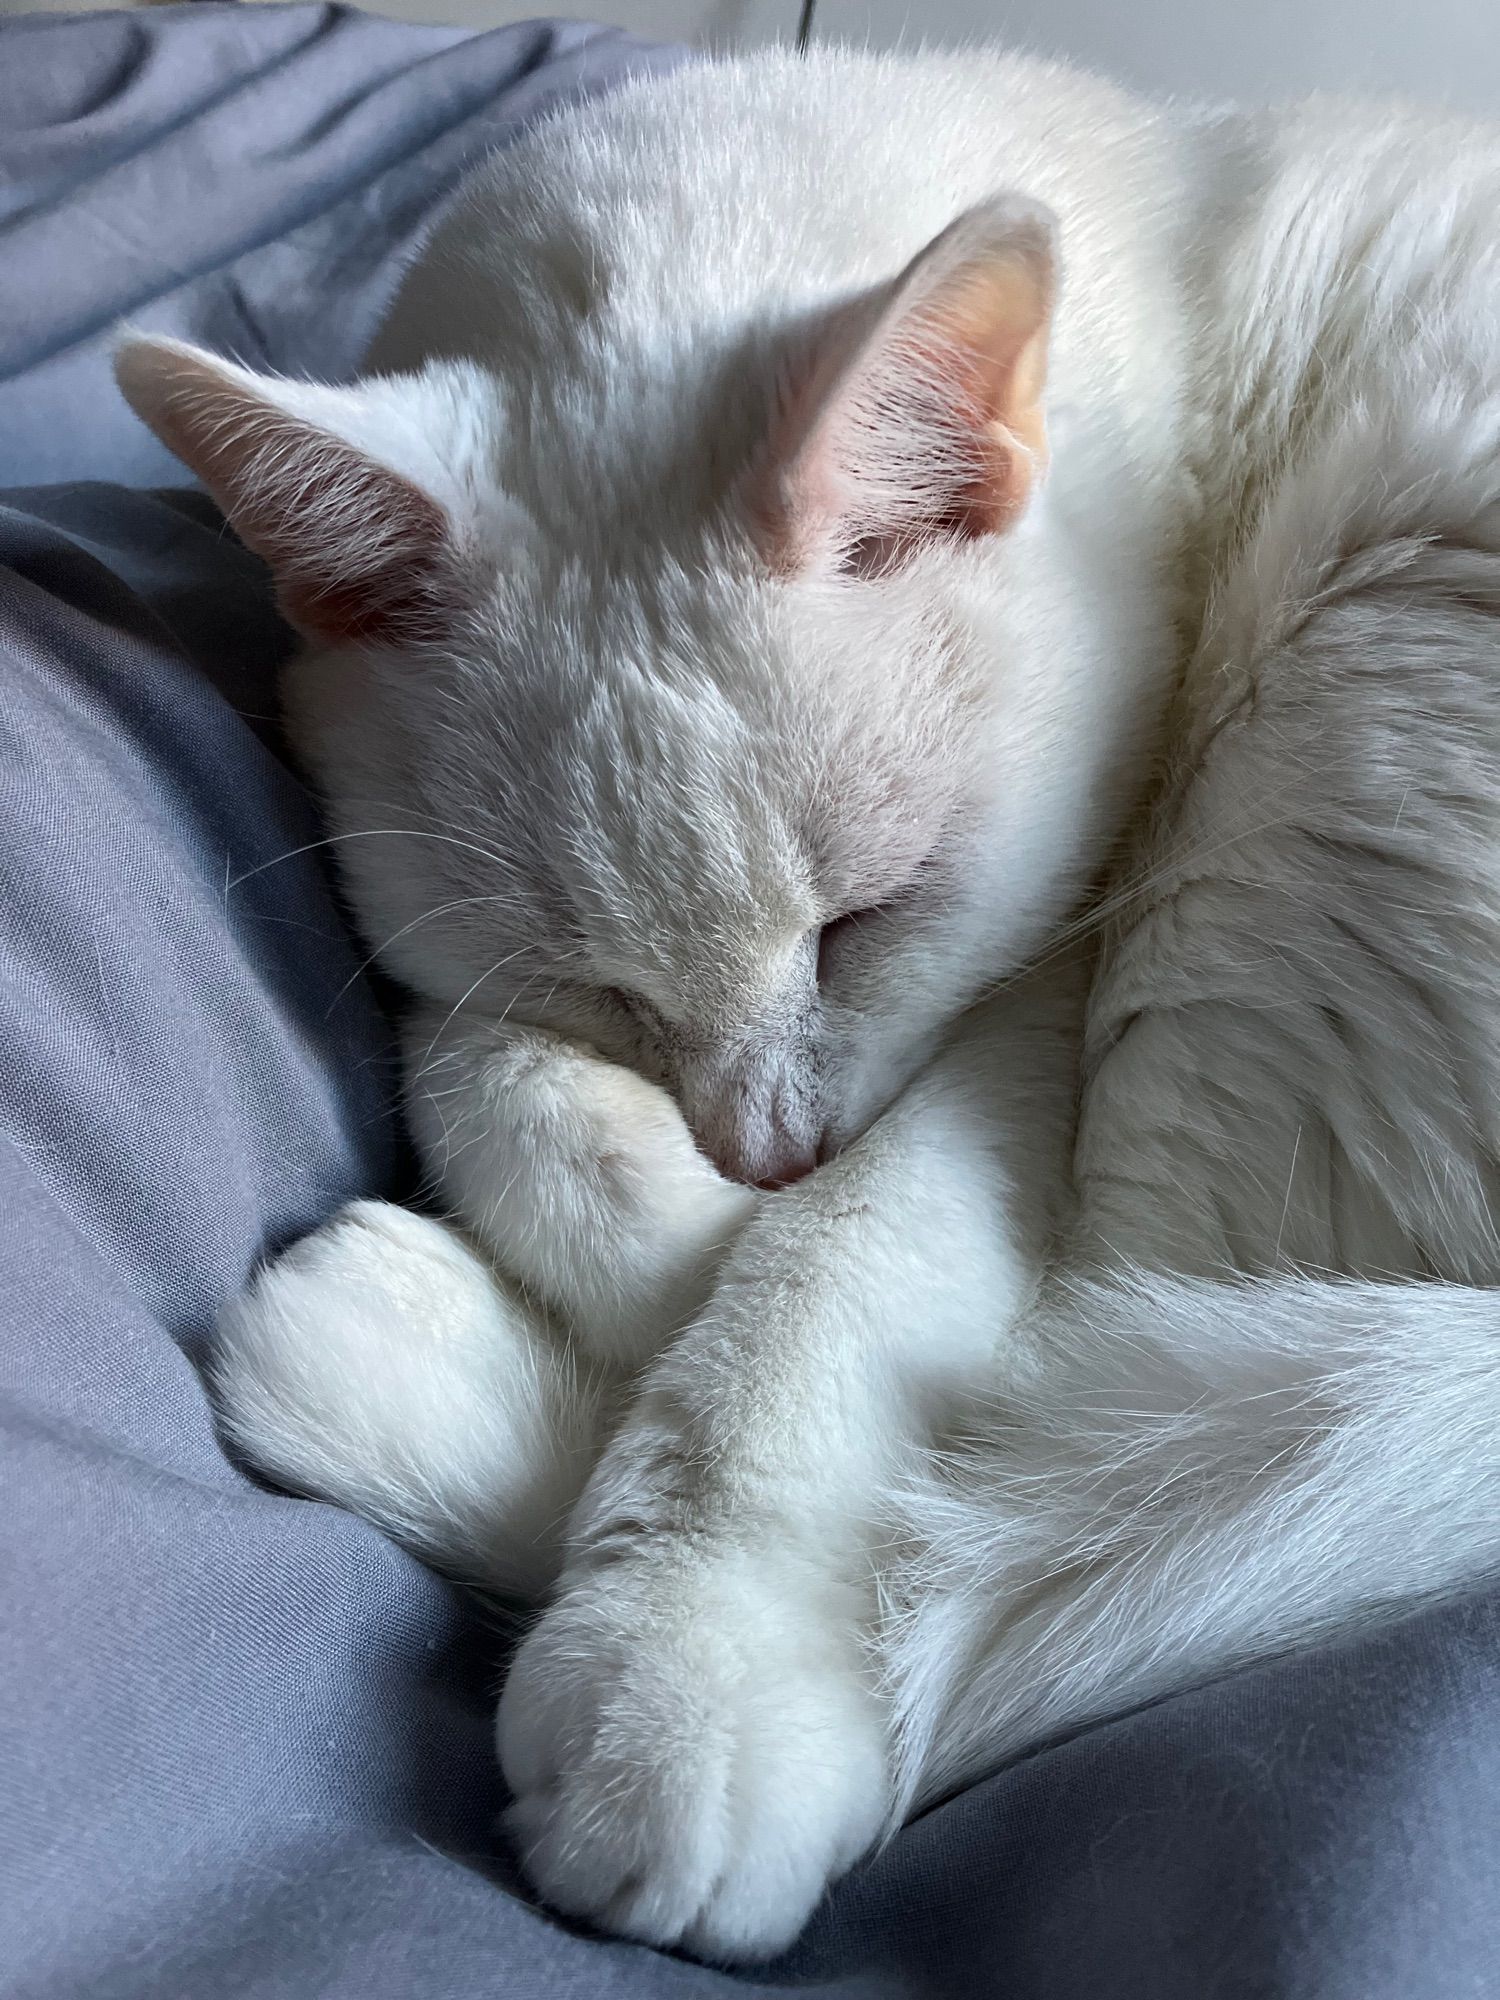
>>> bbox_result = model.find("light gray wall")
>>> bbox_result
[266,0,1500,114]
[817,0,1500,114]
[14,2,1500,116]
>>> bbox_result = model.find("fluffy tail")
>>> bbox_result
[882,1271,1500,1819]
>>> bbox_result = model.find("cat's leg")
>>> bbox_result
[883,1270,1500,1814]
[883,409,1500,1809]
[405,1008,758,1371]
[214,1201,604,1597]
[214,1013,757,1593]
[497,972,1081,1960]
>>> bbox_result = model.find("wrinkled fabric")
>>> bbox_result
[1,8,1497,1997]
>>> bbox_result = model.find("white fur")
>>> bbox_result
[119,48,1500,1963]
[402,1006,757,1368]
[212,1202,602,1598]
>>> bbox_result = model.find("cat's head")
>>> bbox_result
[119,197,1150,1187]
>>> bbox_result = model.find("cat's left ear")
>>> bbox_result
[750,195,1057,575]
[116,338,489,647]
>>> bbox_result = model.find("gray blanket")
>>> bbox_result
[2,7,1497,1996]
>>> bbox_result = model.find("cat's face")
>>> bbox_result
[294,535,1030,1186]
[119,197,1150,1185]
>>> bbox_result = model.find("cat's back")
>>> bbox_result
[1184,93,1500,541]
[1086,94,1500,1289]
[367,49,1194,539]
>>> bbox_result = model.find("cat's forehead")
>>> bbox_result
[483,549,981,885]
[439,542,988,1022]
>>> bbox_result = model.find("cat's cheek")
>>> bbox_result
[818,1028,939,1164]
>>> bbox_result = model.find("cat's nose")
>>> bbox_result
[753,1140,819,1192]
[675,1040,822,1190]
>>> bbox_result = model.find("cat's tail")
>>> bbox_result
[881,1269,1500,1821]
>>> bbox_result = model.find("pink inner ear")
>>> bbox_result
[748,201,1055,577]
[119,344,457,648]
[234,420,456,647]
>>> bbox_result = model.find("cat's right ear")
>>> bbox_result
[115,338,486,648]
[749,196,1058,576]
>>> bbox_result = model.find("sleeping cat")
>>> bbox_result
[118,47,1500,1962]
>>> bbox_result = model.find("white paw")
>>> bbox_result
[405,1014,757,1369]
[214,1201,599,1594]
[497,1544,889,1961]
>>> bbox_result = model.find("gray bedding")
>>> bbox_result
[1,6,1497,1995]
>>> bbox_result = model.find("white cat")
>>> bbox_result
[118,48,1500,1963]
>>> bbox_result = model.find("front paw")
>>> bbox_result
[213,1201,597,1595]
[498,1544,889,1961]
[405,1014,757,1369]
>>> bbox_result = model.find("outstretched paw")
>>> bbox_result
[498,1543,889,1961]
